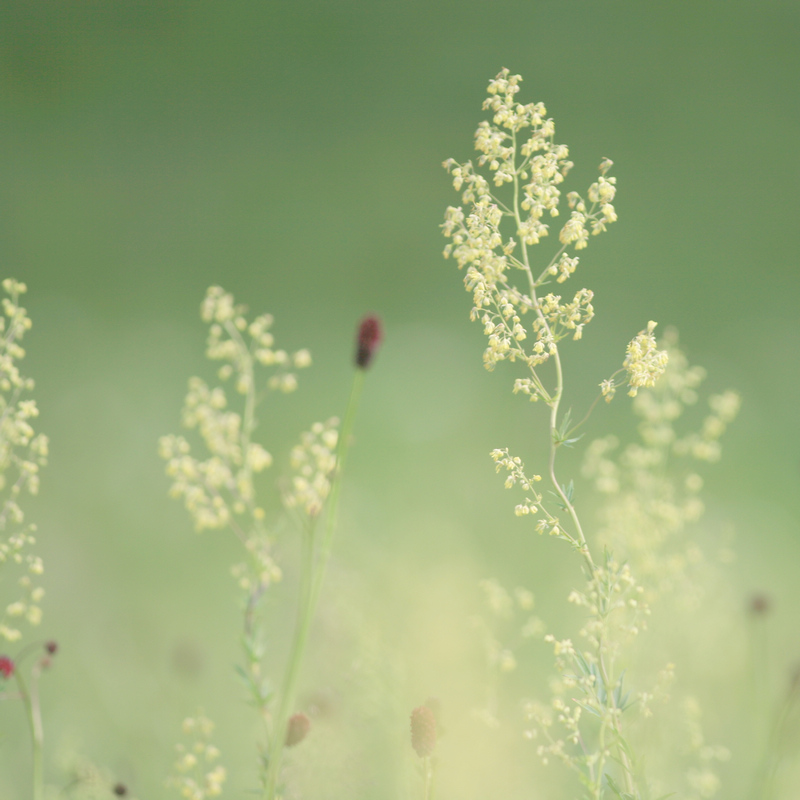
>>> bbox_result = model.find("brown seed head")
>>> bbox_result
[285,712,311,747]
[749,593,771,616]
[410,705,437,758]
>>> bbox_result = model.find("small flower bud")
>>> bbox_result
[0,656,14,679]
[45,640,58,655]
[113,783,128,797]
[355,315,382,369]
[749,593,770,616]
[410,705,437,758]
[285,712,311,747]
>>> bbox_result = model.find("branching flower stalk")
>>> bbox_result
[161,289,380,800]
[0,279,49,800]
[443,70,670,797]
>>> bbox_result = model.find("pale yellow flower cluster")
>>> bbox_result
[0,279,48,643]
[168,714,227,800]
[201,285,310,394]
[489,448,542,516]
[283,418,339,518]
[442,69,618,391]
[584,332,740,597]
[471,578,545,728]
[160,287,311,533]
[623,321,670,397]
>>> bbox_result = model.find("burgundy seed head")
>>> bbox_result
[355,315,382,369]
[45,640,58,655]
[410,705,437,758]
[0,656,14,679]
[113,783,128,797]
[285,712,311,747]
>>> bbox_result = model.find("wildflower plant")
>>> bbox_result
[0,280,48,646]
[167,713,227,800]
[160,288,380,799]
[0,279,53,800]
[442,70,739,798]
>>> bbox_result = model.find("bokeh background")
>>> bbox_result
[2,0,799,797]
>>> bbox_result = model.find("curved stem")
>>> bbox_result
[510,136,634,792]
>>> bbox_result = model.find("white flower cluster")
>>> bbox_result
[168,714,227,800]
[442,69,617,391]
[0,279,48,643]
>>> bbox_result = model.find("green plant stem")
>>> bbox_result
[753,675,800,800]
[262,368,366,800]
[509,142,634,796]
[423,756,433,800]
[15,664,44,800]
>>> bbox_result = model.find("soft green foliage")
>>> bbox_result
[443,70,739,799]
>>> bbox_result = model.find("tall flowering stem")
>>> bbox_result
[442,70,669,797]
[0,280,49,800]
[161,290,380,800]
[263,317,379,800]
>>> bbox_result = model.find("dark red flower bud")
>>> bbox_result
[45,640,58,655]
[0,656,14,679]
[285,712,311,747]
[355,315,382,369]
[113,783,128,797]
[410,705,437,758]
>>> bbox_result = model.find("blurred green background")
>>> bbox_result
[2,0,799,796]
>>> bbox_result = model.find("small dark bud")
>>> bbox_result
[749,593,771,616]
[355,315,382,369]
[410,705,437,758]
[0,656,14,679]
[45,640,58,655]
[791,663,800,690]
[285,712,311,747]
[113,783,128,797]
